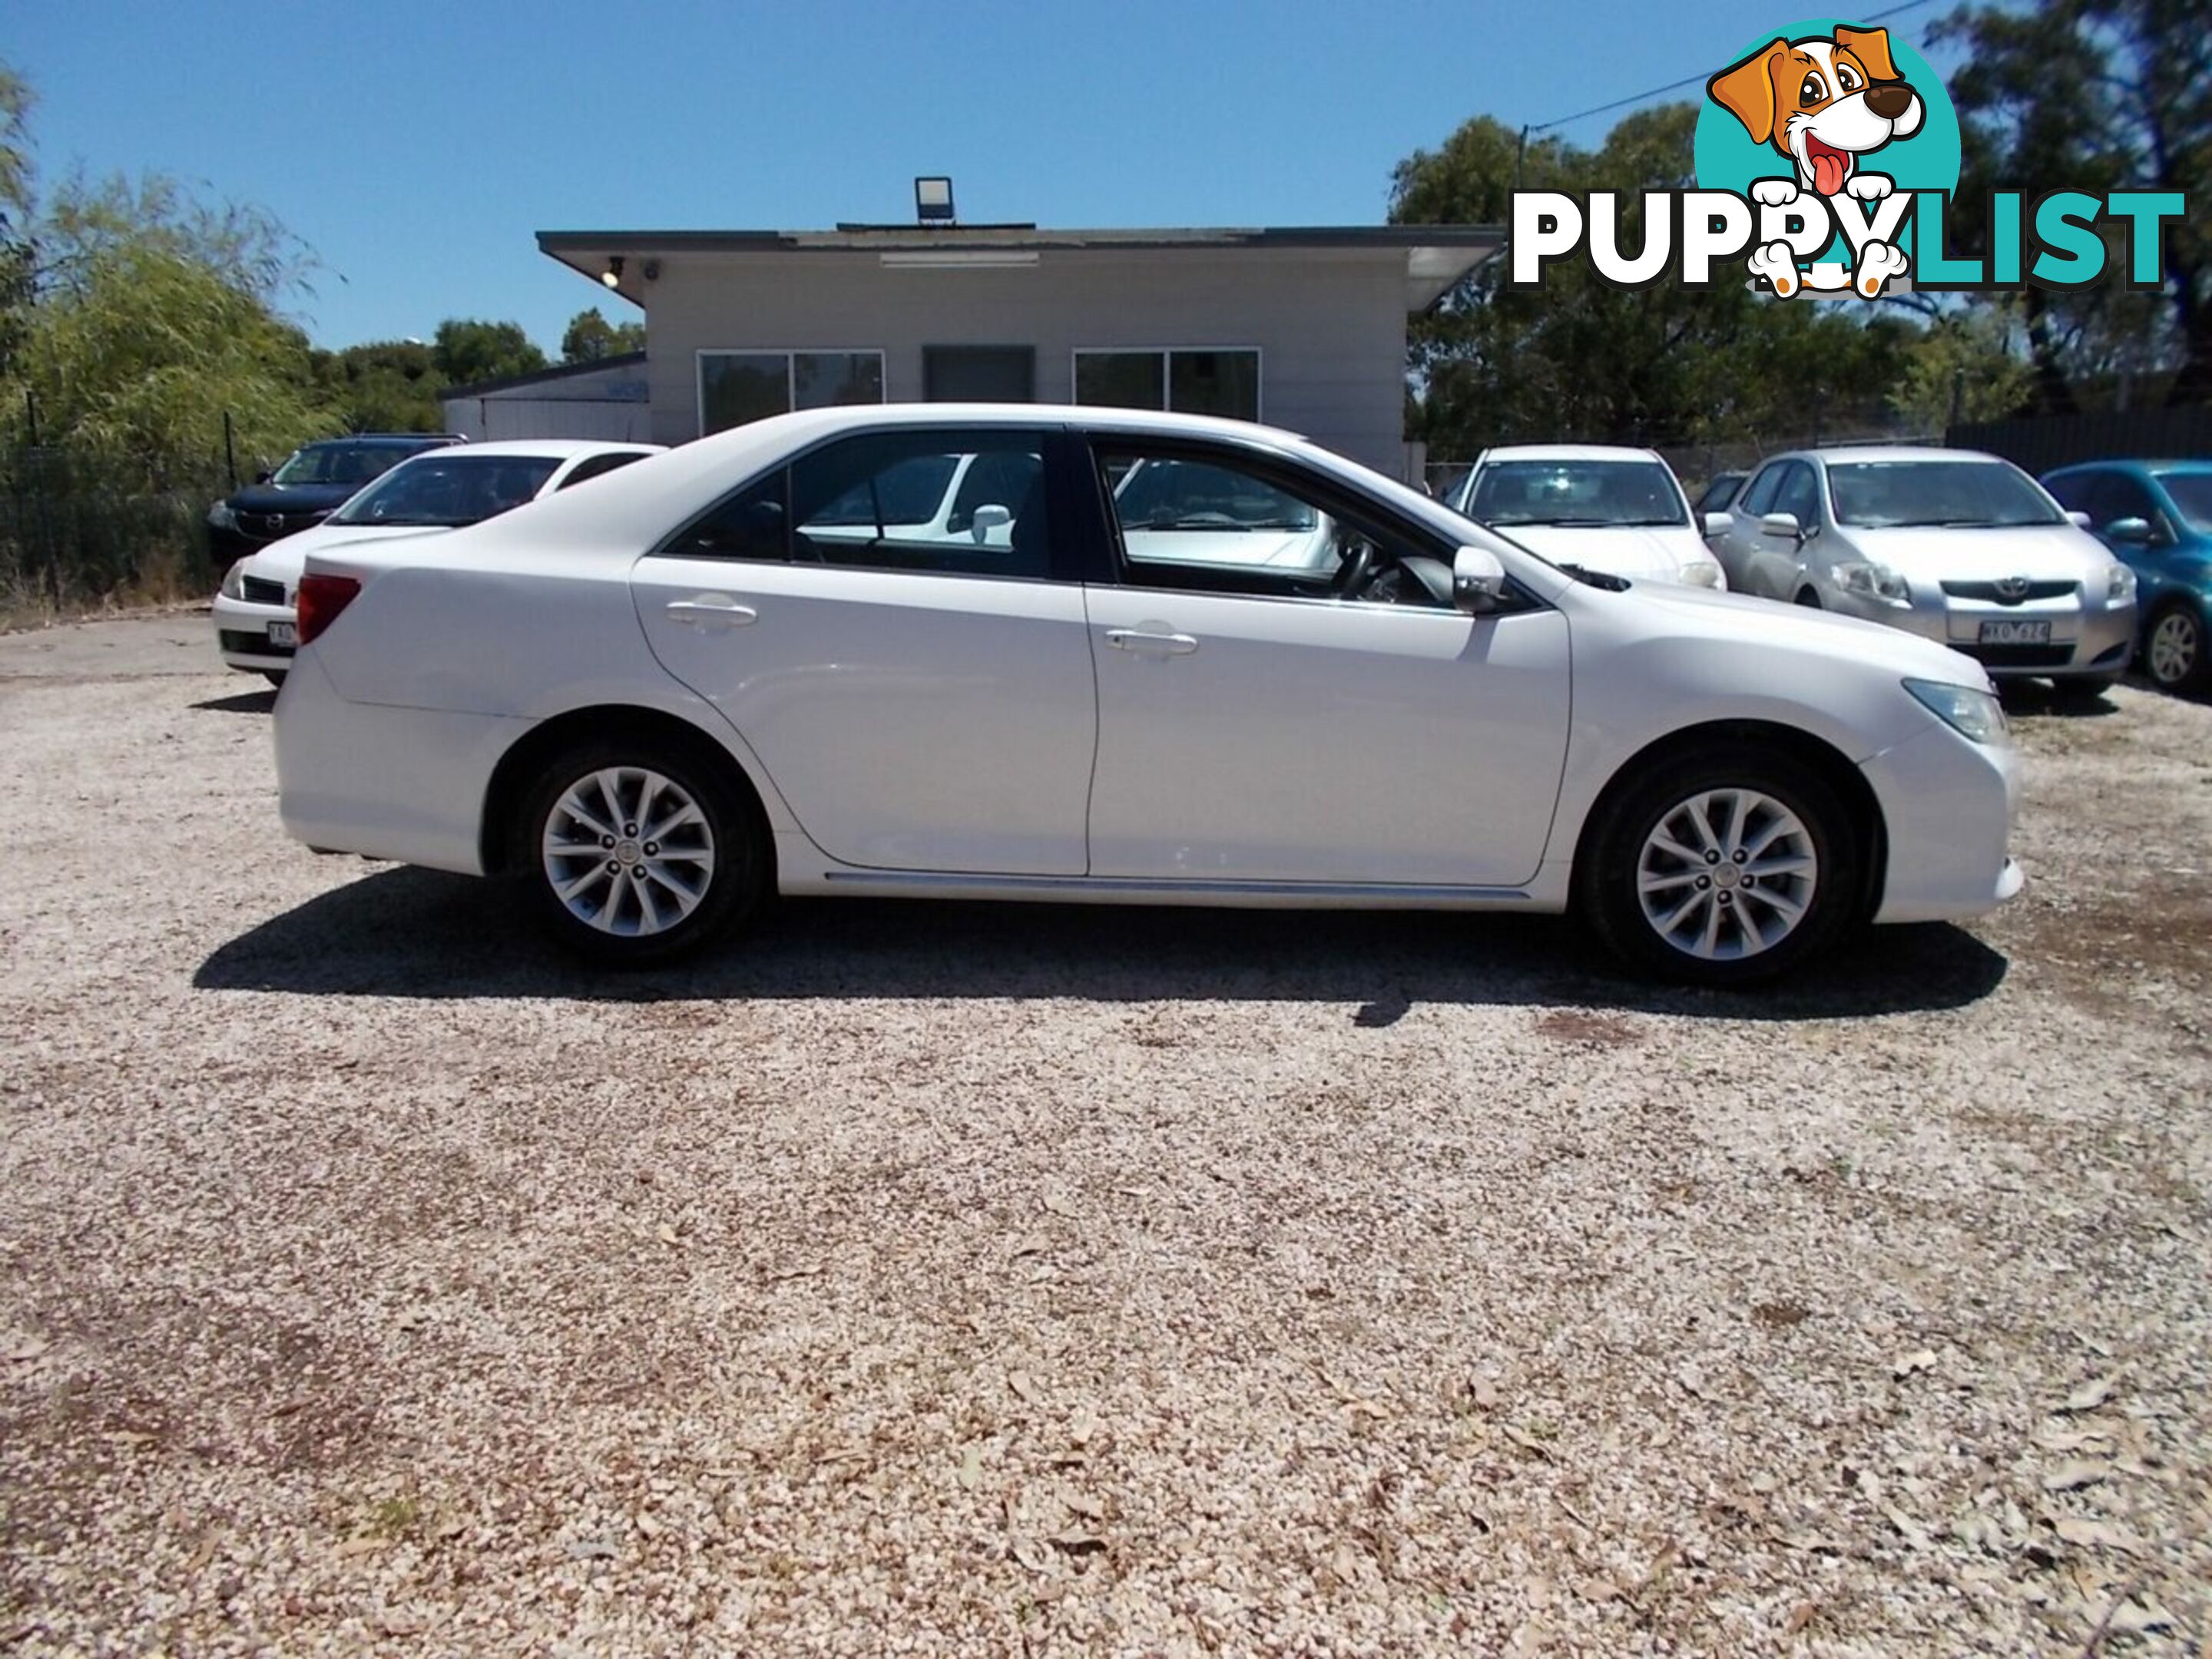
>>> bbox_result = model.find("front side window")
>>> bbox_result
[1074,349,1260,421]
[1737,464,1785,518]
[328,455,560,527]
[1098,444,1449,608]
[2154,471,2212,534]
[1773,462,1821,527]
[1466,460,1688,528]
[1827,460,2063,528]
[699,350,886,435]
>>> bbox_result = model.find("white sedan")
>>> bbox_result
[1448,445,1728,589]
[274,404,2022,986]
[213,439,661,680]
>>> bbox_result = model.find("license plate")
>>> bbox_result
[267,621,297,647]
[1978,618,2050,645]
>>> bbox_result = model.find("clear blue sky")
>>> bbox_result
[8,0,1955,353]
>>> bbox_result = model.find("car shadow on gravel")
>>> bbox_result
[191,690,277,714]
[194,867,2008,1021]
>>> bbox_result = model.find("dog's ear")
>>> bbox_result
[1834,25,1900,81]
[1707,38,1787,144]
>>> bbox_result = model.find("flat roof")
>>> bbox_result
[439,351,647,401]
[538,225,1503,311]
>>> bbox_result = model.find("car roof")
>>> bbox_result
[391,439,662,461]
[1479,444,1664,463]
[2048,458,2210,475]
[1790,445,1999,465]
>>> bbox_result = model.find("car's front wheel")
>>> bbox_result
[2143,600,2206,693]
[1578,744,1861,987]
[512,738,767,965]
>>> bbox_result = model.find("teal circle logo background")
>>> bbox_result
[1694,18,1961,261]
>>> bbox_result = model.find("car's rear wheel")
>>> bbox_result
[512,738,766,965]
[1579,744,1861,987]
[2143,600,2206,692]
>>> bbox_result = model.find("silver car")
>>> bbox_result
[1703,446,2138,693]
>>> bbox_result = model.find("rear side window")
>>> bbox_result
[556,452,650,490]
[662,429,1053,578]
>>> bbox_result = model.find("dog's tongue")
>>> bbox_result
[1811,147,1849,196]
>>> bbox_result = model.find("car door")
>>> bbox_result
[1713,462,1783,592]
[1745,461,1820,600]
[631,426,1098,875]
[1079,436,1571,888]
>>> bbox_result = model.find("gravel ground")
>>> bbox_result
[2,612,2207,1657]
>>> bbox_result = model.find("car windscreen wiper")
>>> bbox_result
[1497,515,1612,527]
[1555,562,1632,591]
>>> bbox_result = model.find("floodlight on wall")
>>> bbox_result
[914,176,955,224]
[600,256,625,289]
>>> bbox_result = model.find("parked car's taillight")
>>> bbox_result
[295,575,362,646]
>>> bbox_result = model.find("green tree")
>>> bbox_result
[1934,0,2210,407]
[432,317,545,387]
[1886,305,2035,433]
[310,339,445,432]
[1392,104,1912,458]
[561,306,644,363]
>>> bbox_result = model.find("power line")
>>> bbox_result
[1522,0,1940,137]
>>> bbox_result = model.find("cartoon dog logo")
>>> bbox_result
[1707,25,1925,296]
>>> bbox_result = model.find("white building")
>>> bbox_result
[440,352,652,443]
[526,220,1501,479]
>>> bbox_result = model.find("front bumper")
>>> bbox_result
[210,591,295,674]
[1861,717,2023,924]
[1828,584,2137,678]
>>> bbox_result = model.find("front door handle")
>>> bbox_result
[666,597,758,631]
[1104,628,1199,656]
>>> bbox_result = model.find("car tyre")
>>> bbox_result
[1578,743,1861,988]
[511,736,767,966]
[2141,599,2206,693]
[1793,588,1822,608]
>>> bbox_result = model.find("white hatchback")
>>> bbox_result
[1447,445,1728,589]
[274,405,2022,988]
[213,439,661,680]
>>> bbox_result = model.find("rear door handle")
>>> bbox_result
[1105,628,1199,656]
[666,597,758,631]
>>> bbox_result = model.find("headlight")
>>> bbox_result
[2106,563,2137,603]
[207,502,237,531]
[1905,678,2008,745]
[1680,558,1725,588]
[219,561,244,599]
[1836,560,1911,603]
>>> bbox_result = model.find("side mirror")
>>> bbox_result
[1760,510,1803,539]
[2066,510,2093,530]
[1452,545,1508,614]
[253,469,273,485]
[2104,516,2154,545]
[1701,510,1734,538]
[969,503,1013,544]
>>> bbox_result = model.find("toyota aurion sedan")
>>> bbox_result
[1702,446,2137,694]
[214,440,661,681]
[274,405,2022,987]
[1447,445,1728,589]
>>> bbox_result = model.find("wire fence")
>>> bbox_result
[1,439,229,622]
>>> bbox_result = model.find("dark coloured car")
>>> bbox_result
[2045,459,2212,694]
[205,434,465,565]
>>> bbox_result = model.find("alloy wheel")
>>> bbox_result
[540,766,716,937]
[2147,609,2200,687]
[1636,787,1820,961]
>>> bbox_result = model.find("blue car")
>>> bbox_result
[2043,460,2212,694]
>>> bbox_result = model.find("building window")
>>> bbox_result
[1073,349,1260,421]
[697,350,886,434]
